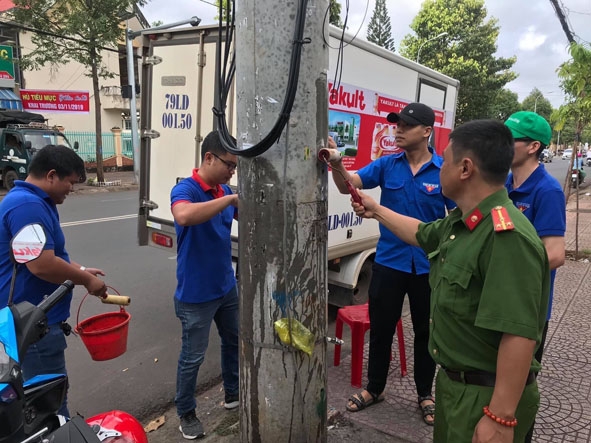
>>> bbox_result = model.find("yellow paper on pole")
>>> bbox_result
[273,318,315,356]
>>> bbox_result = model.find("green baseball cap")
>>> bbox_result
[504,111,552,146]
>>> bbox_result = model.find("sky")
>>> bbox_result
[140,0,591,109]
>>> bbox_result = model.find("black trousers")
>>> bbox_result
[366,263,435,398]
[524,320,550,443]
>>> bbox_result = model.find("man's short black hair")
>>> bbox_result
[28,144,86,182]
[450,120,514,186]
[200,130,236,161]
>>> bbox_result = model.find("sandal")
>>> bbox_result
[418,395,435,426]
[346,390,384,412]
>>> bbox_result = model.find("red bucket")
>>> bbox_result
[75,288,131,361]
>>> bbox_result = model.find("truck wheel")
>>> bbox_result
[351,260,372,305]
[4,170,18,190]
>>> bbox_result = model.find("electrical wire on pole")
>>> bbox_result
[548,0,576,43]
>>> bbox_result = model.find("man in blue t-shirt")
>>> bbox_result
[327,103,453,425]
[0,145,108,418]
[170,131,239,440]
[505,111,566,443]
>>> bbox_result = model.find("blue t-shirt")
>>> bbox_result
[0,181,72,325]
[357,148,453,274]
[506,164,566,320]
[171,171,236,304]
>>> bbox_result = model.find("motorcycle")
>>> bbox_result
[0,223,147,443]
[586,157,591,168]
[571,168,586,188]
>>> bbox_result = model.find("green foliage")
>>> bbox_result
[554,117,591,146]
[13,0,144,76]
[12,0,146,182]
[366,0,395,52]
[329,0,343,28]
[552,42,591,147]
[152,20,163,27]
[214,0,231,22]
[489,88,521,121]
[399,0,516,125]
[521,88,553,123]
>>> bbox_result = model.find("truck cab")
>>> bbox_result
[0,111,78,190]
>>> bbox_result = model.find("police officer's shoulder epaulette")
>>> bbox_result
[491,206,515,232]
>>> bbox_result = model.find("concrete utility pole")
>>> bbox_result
[236,0,329,441]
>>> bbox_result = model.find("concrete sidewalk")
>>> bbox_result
[141,185,591,442]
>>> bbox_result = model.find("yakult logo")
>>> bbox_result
[380,136,397,149]
[328,83,366,111]
[372,123,399,160]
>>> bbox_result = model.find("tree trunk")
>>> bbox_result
[91,45,104,183]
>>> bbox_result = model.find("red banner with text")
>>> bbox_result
[19,89,90,113]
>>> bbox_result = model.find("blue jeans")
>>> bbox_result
[22,323,69,418]
[174,286,239,416]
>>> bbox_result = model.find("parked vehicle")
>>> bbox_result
[328,131,345,148]
[0,111,79,190]
[0,224,146,443]
[540,149,553,163]
[135,24,459,306]
[562,148,573,160]
[586,156,591,168]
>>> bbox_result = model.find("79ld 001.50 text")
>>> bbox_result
[162,93,193,129]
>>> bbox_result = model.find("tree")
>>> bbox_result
[329,0,343,28]
[214,0,231,22]
[552,42,591,144]
[399,0,516,125]
[489,88,521,121]
[551,42,591,200]
[521,88,553,122]
[12,0,146,183]
[366,0,395,52]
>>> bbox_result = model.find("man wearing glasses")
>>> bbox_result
[504,111,566,443]
[170,130,239,439]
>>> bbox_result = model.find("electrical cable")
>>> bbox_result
[213,0,311,158]
[323,0,370,94]
[321,0,370,50]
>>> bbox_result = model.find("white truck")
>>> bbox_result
[137,24,459,306]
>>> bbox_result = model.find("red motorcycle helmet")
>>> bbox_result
[85,410,148,443]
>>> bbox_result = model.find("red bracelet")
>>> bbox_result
[482,406,518,427]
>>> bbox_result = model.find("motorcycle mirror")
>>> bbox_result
[10,224,46,264]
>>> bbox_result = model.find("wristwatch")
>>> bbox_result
[80,266,87,272]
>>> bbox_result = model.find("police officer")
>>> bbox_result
[351,119,549,443]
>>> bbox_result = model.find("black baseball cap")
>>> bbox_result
[387,102,435,127]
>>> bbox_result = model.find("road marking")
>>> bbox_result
[61,214,137,227]
[99,197,136,202]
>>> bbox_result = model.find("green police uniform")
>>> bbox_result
[416,188,550,443]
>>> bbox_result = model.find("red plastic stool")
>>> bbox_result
[333,303,407,388]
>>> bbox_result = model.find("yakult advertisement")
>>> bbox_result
[328,82,450,171]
